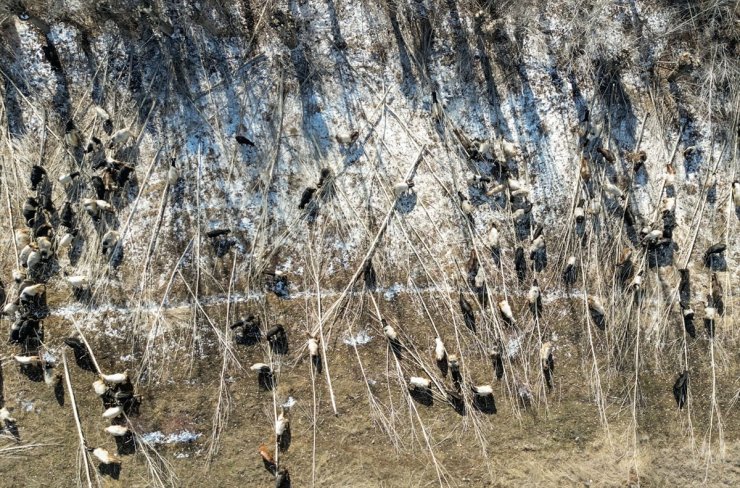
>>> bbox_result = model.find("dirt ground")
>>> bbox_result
[1,290,738,487]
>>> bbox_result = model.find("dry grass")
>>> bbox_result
[0,0,737,486]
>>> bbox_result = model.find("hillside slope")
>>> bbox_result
[0,1,738,486]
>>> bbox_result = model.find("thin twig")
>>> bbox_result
[62,352,94,488]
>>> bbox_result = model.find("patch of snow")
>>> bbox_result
[384,283,403,301]
[141,431,165,444]
[507,336,522,358]
[141,430,202,445]
[343,330,373,346]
